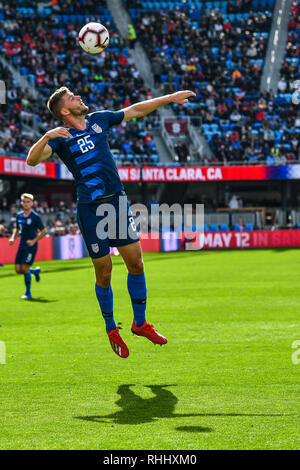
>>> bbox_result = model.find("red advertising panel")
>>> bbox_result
[139,233,160,252]
[0,238,19,264]
[35,237,53,261]
[0,156,57,178]
[0,237,53,264]
[140,166,267,182]
[1,159,300,182]
[117,167,141,182]
[182,230,300,250]
[117,165,300,182]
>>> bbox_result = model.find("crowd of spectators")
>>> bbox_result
[126,0,300,164]
[132,4,271,95]
[0,0,159,164]
[204,87,300,164]
[278,0,300,95]
[0,0,299,166]
[0,61,37,158]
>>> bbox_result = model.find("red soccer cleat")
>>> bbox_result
[131,321,168,345]
[107,328,129,358]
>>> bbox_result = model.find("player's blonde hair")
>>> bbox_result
[21,193,34,201]
[47,86,70,121]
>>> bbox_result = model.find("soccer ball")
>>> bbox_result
[78,23,110,54]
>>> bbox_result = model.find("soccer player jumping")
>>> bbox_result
[27,88,195,358]
[9,193,47,299]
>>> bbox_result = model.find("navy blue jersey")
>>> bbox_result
[16,210,45,246]
[47,111,125,203]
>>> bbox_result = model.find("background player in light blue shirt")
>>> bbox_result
[9,193,47,299]
[26,87,195,357]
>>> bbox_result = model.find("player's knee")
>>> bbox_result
[128,258,144,275]
[96,271,111,288]
[15,266,23,274]
[94,264,112,288]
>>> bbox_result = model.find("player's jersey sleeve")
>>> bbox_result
[94,111,124,128]
[47,137,64,156]
[34,213,45,231]
[15,214,20,230]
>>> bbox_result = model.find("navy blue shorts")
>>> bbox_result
[77,191,139,259]
[15,243,38,266]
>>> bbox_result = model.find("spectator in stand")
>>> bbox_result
[127,23,137,49]
[229,195,239,209]
[264,128,275,146]
[266,152,275,165]
[230,109,243,122]
[152,56,163,87]
[277,77,288,92]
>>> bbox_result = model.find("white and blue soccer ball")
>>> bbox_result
[78,22,110,54]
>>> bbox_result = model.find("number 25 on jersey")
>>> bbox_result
[78,135,95,153]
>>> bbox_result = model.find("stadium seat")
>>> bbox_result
[201,123,210,132]
[221,124,230,132]
[20,66,28,75]
[151,154,159,163]
[220,224,230,231]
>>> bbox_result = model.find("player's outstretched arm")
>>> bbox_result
[9,228,19,246]
[27,127,72,166]
[122,90,196,122]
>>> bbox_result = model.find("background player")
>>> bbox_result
[9,193,47,300]
[26,87,195,357]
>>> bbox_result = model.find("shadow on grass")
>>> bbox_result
[75,384,292,430]
[112,251,207,266]
[0,272,18,279]
[0,264,92,279]
[23,298,58,303]
[176,426,213,433]
[193,413,291,417]
[75,384,212,431]
[271,248,295,253]
[42,265,92,275]
[0,252,204,279]
[142,252,208,262]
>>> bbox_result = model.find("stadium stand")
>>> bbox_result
[0,0,299,166]
[0,0,160,165]
[126,0,300,165]
[0,60,38,158]
[279,1,300,95]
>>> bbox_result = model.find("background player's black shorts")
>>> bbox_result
[15,243,38,265]
[77,191,139,259]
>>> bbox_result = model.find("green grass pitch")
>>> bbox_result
[0,249,300,450]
